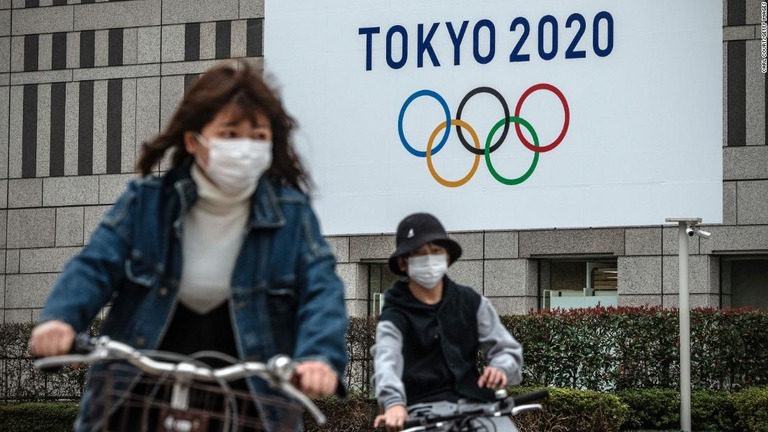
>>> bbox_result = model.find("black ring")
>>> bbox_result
[455,86,510,155]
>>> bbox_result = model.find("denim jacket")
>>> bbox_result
[39,161,348,430]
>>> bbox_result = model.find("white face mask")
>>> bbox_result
[407,254,448,289]
[196,135,272,195]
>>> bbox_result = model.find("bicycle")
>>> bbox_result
[34,334,327,432]
[399,388,549,432]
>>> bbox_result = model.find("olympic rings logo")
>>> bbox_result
[397,83,570,187]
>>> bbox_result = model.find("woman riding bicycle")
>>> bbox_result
[372,213,524,432]
[28,60,348,431]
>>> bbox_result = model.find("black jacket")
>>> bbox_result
[380,278,495,404]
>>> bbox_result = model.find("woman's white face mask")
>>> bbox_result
[196,135,272,195]
[407,254,448,289]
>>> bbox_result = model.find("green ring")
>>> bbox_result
[485,116,539,185]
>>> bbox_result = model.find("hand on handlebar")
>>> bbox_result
[373,404,408,432]
[29,320,75,357]
[293,361,338,398]
[477,365,507,389]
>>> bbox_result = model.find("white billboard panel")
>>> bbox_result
[265,0,722,235]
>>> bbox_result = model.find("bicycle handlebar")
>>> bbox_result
[400,388,549,431]
[33,335,326,425]
[508,388,550,406]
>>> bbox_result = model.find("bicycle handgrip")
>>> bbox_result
[402,411,467,429]
[511,388,550,406]
[36,333,96,373]
[402,417,426,429]
[36,362,63,373]
[71,333,97,353]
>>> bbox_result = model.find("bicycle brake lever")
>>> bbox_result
[34,352,97,372]
[262,356,327,425]
[511,403,543,416]
[274,382,327,425]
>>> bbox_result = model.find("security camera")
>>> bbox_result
[696,229,712,239]
[686,225,712,239]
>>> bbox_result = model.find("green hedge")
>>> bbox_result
[616,387,768,432]
[1,322,93,402]
[5,308,768,400]
[5,387,768,432]
[732,387,768,432]
[508,387,629,432]
[0,388,626,432]
[0,402,80,432]
[502,306,768,391]
[5,307,768,431]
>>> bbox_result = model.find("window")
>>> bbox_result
[367,262,404,316]
[540,258,618,310]
[722,257,768,310]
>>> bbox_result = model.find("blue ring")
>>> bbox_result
[398,90,451,157]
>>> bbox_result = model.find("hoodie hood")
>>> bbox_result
[383,278,451,312]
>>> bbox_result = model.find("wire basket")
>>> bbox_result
[87,363,305,432]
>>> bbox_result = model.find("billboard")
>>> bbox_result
[265,1,722,235]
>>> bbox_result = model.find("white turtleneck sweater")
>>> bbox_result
[178,164,255,314]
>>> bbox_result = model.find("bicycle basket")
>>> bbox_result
[87,363,304,432]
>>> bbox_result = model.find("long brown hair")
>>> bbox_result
[136,60,310,190]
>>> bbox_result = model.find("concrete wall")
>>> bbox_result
[0,0,265,322]
[0,0,766,322]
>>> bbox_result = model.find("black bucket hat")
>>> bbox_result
[387,213,462,276]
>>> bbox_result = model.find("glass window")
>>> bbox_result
[367,262,404,316]
[722,257,768,311]
[540,258,618,310]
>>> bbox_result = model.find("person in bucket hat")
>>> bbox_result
[372,213,524,432]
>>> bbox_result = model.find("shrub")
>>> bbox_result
[503,306,768,392]
[691,309,768,390]
[6,388,768,432]
[615,388,679,431]
[6,308,768,400]
[316,388,631,432]
[732,387,768,432]
[690,389,738,432]
[343,316,377,395]
[615,387,768,432]
[305,394,378,432]
[0,402,79,432]
[508,386,628,432]
[5,307,768,432]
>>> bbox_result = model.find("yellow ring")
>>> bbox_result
[426,119,481,187]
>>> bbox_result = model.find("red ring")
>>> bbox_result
[514,83,570,153]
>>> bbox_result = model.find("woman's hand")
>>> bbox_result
[373,404,408,432]
[477,365,507,389]
[29,320,75,357]
[294,361,338,398]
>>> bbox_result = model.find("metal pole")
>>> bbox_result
[678,222,691,432]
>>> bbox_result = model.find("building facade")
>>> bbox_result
[0,0,765,323]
